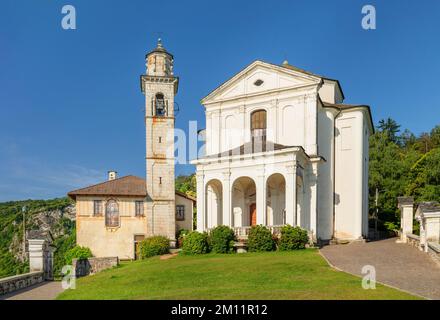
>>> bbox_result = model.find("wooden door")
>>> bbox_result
[250,203,257,226]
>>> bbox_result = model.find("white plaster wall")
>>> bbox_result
[318,80,343,104]
[334,110,365,239]
[317,106,336,240]
[202,63,321,156]
[426,218,440,242]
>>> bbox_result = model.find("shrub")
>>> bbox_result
[65,245,93,264]
[139,236,170,259]
[247,225,275,252]
[279,225,309,250]
[209,225,235,253]
[182,231,209,255]
[176,229,190,248]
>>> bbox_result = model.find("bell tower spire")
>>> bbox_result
[141,39,179,246]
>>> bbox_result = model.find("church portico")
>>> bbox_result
[194,146,317,238]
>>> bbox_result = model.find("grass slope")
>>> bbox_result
[57,249,418,300]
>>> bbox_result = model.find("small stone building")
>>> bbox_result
[68,174,195,260]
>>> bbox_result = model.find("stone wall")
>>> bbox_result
[72,257,118,277]
[427,242,440,266]
[406,234,421,249]
[0,271,44,296]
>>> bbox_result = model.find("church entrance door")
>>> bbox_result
[250,203,257,226]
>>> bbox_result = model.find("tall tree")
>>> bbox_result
[377,118,401,143]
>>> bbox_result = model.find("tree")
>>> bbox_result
[369,119,440,232]
[377,118,401,143]
[430,125,440,148]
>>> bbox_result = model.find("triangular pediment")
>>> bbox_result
[201,60,322,104]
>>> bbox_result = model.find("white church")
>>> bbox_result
[68,40,373,259]
[191,59,373,243]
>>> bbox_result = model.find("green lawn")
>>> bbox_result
[57,249,418,300]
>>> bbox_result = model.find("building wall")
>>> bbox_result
[76,196,148,260]
[175,194,194,232]
[334,109,368,240]
[316,104,336,240]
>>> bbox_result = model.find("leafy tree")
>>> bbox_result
[369,119,440,232]
[175,174,196,198]
[430,125,440,148]
[377,118,401,143]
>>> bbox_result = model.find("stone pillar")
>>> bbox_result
[222,171,232,226]
[285,164,297,226]
[28,239,46,272]
[196,171,205,231]
[416,202,440,252]
[256,172,266,225]
[309,160,319,242]
[397,197,414,243]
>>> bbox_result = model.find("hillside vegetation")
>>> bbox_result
[0,197,75,278]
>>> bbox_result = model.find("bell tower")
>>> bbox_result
[141,39,179,245]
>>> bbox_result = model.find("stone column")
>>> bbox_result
[309,160,319,242]
[196,171,205,231]
[28,239,46,272]
[397,197,414,243]
[285,164,297,226]
[256,171,267,225]
[222,171,232,226]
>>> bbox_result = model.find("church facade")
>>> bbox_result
[191,60,373,242]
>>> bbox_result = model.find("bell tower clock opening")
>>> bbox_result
[141,39,179,246]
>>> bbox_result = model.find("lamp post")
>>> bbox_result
[22,205,26,260]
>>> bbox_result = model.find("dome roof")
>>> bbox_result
[146,38,173,58]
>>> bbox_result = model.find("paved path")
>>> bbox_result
[0,281,64,300]
[320,238,440,300]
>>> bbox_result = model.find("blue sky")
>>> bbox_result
[0,0,439,201]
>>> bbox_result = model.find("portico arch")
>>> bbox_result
[205,179,223,229]
[231,177,256,227]
[266,173,286,226]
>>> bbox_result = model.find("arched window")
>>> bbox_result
[155,93,167,116]
[251,110,267,145]
[105,199,119,228]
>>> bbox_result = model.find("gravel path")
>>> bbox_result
[320,238,440,300]
[1,281,65,300]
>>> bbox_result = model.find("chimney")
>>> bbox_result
[108,171,117,181]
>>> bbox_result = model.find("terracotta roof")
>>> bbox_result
[175,190,197,202]
[67,175,196,202]
[321,101,369,109]
[206,140,293,159]
[277,62,345,100]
